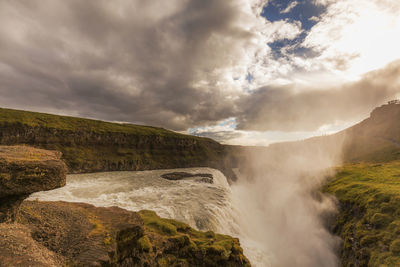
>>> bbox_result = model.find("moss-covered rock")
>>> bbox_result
[391,239,400,254]
[0,146,67,223]
[18,201,251,267]
[108,210,250,266]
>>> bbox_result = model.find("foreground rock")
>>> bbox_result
[0,146,67,223]
[0,223,63,266]
[18,201,251,266]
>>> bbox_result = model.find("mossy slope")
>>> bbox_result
[115,210,251,267]
[325,161,400,266]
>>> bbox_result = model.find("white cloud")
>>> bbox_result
[281,1,299,14]
[302,0,400,80]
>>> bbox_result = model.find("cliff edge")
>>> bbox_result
[0,145,67,223]
[0,146,250,266]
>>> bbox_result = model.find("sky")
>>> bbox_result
[0,0,400,146]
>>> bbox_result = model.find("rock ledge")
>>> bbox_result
[0,145,67,223]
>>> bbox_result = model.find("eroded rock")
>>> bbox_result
[0,146,67,222]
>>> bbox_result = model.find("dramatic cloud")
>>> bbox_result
[0,0,400,143]
[238,60,400,131]
[300,0,400,77]
[0,0,261,129]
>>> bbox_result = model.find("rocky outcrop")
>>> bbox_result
[18,201,251,267]
[0,146,67,223]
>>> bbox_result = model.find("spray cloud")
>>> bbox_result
[232,136,344,266]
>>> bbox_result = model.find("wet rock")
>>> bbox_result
[160,172,214,183]
[0,146,67,223]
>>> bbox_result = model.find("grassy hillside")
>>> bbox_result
[339,103,400,163]
[0,107,202,137]
[0,107,236,180]
[325,161,400,266]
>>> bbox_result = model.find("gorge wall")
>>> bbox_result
[0,107,237,181]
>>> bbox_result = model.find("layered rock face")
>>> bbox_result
[0,146,67,222]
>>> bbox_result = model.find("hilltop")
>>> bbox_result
[340,101,400,163]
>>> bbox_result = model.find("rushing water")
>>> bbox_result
[29,168,270,265]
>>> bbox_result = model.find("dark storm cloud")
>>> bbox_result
[237,60,400,131]
[0,0,249,130]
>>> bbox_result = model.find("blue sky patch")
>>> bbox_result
[246,73,254,83]
[261,0,326,31]
[261,0,327,59]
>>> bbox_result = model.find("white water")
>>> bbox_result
[29,168,269,265]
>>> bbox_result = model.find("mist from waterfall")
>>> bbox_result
[230,137,344,266]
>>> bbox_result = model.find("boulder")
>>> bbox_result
[0,146,67,223]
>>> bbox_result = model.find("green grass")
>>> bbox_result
[325,161,400,266]
[0,107,198,138]
[137,210,250,266]
[0,145,60,162]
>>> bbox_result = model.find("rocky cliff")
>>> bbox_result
[0,145,250,266]
[0,146,67,223]
[0,107,237,181]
